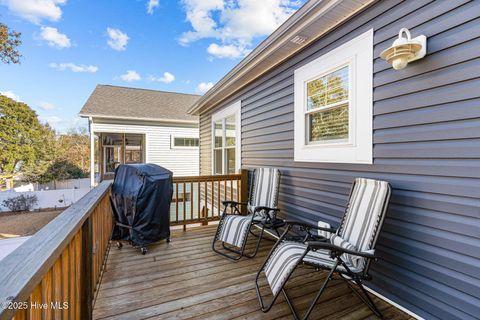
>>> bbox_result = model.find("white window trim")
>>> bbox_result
[294,29,373,164]
[211,100,241,174]
[170,135,200,149]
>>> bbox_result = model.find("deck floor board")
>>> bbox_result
[93,225,412,320]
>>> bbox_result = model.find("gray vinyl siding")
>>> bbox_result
[199,1,480,319]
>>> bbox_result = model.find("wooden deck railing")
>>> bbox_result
[0,171,248,319]
[171,170,248,229]
[0,181,113,320]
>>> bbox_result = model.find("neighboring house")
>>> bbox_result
[79,85,200,185]
[188,1,480,320]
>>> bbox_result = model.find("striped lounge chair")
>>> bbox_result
[255,178,392,319]
[212,167,281,260]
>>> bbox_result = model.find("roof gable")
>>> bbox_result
[79,85,200,123]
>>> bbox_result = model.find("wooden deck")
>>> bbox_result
[93,225,413,320]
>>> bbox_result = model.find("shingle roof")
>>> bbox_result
[79,85,200,123]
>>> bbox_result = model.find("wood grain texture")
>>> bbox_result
[92,225,411,320]
[4,182,113,320]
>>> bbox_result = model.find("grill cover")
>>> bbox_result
[111,164,173,246]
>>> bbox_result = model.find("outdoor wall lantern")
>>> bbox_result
[380,28,426,70]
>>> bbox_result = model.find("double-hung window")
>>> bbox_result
[212,101,241,174]
[306,65,350,143]
[294,29,373,164]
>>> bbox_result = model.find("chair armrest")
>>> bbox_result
[253,206,280,214]
[306,241,376,259]
[285,220,337,234]
[222,200,248,207]
[220,201,248,217]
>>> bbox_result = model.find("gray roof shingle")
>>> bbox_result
[79,85,200,122]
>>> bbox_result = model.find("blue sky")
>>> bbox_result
[0,0,304,132]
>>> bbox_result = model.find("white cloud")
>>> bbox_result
[178,0,224,45]
[195,82,214,94]
[179,0,302,58]
[0,90,21,101]
[39,115,62,126]
[119,70,141,82]
[106,27,129,51]
[221,0,299,41]
[1,0,66,24]
[49,62,98,73]
[38,102,56,110]
[148,72,175,83]
[39,26,71,48]
[147,0,159,14]
[207,43,251,59]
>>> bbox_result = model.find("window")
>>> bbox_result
[307,65,349,143]
[172,136,199,148]
[125,134,144,164]
[212,101,241,174]
[101,133,146,176]
[294,29,373,164]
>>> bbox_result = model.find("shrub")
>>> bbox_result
[2,194,38,212]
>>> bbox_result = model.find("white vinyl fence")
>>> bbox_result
[11,178,91,192]
[0,188,90,212]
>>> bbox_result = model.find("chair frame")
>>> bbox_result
[255,180,392,319]
[212,200,280,260]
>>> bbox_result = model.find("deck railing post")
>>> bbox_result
[80,216,94,320]
[201,206,209,225]
[240,169,249,214]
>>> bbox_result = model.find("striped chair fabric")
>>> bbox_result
[265,240,366,296]
[263,178,389,294]
[218,214,252,248]
[217,168,280,248]
[264,241,307,296]
[333,178,389,270]
[247,168,281,220]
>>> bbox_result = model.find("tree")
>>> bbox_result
[0,95,91,186]
[20,123,57,183]
[38,160,88,184]
[0,21,21,64]
[24,127,90,184]
[56,127,90,173]
[0,95,55,180]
